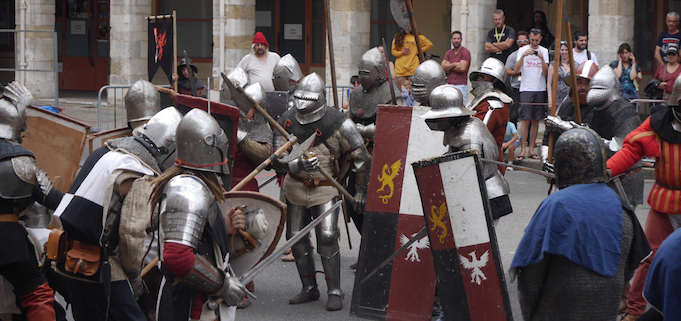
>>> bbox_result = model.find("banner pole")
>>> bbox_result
[173,10,177,92]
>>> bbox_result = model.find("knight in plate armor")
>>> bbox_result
[607,75,681,320]
[275,73,370,311]
[422,84,512,222]
[411,60,446,107]
[466,58,512,174]
[153,108,247,321]
[125,79,161,134]
[511,128,649,321]
[272,53,304,96]
[346,48,401,233]
[54,81,183,320]
[0,82,65,320]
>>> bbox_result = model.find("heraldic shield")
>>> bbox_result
[412,151,513,321]
[218,191,287,277]
[350,105,448,320]
[173,93,240,189]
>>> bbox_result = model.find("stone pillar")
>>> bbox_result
[588,0,634,67]
[450,0,496,101]
[215,0,254,83]
[20,0,55,99]
[109,0,150,86]
[325,0,370,104]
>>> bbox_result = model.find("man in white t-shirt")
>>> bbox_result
[572,31,599,67]
[237,32,281,92]
[513,29,548,161]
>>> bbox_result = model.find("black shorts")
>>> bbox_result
[518,91,547,120]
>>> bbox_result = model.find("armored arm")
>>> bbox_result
[340,119,372,213]
[29,161,64,210]
[355,123,376,141]
[544,115,583,133]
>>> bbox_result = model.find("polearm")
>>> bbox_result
[547,0,564,166]
[404,0,425,63]
[173,11,177,92]
[324,0,340,110]
[382,38,397,105]
[183,50,198,97]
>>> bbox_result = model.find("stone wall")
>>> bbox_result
[109,0,150,86]
[325,0,370,106]
[214,0,255,88]
[20,0,56,99]
[588,0,635,67]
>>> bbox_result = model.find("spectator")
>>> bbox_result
[547,41,571,110]
[572,31,599,67]
[485,9,516,63]
[342,76,360,110]
[514,29,548,162]
[654,12,681,68]
[505,30,530,126]
[172,58,206,97]
[237,31,281,92]
[610,43,641,101]
[526,10,555,49]
[654,44,681,96]
[502,121,519,165]
[401,78,414,106]
[391,28,433,79]
[441,31,471,102]
[376,45,397,81]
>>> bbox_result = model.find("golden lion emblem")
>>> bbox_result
[429,203,448,244]
[376,159,402,204]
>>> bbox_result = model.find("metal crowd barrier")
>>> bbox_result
[629,99,667,118]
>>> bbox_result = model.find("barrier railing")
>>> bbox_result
[0,29,59,107]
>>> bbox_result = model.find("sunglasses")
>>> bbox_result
[530,28,542,34]
[517,39,529,44]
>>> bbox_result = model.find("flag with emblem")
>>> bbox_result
[350,105,448,320]
[412,151,512,321]
[148,16,174,83]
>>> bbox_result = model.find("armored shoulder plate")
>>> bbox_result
[488,100,504,109]
[0,157,35,199]
[338,118,365,150]
[445,118,502,182]
[349,82,399,121]
[160,174,217,250]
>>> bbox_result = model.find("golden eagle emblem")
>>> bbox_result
[376,159,402,204]
[429,203,448,244]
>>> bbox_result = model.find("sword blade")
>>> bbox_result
[480,158,556,179]
[239,201,342,285]
[359,226,427,285]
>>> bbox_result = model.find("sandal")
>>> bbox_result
[513,156,524,164]
[528,154,540,160]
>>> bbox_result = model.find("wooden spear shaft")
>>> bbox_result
[324,0,340,110]
[548,0,564,165]
[404,0,425,63]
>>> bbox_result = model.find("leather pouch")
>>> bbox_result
[65,240,100,276]
[45,229,68,262]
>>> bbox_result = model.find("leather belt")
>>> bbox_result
[0,213,19,222]
[290,173,334,188]
[656,182,681,190]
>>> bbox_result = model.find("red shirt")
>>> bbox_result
[473,100,510,174]
[654,64,681,95]
[444,47,471,86]
[607,117,681,214]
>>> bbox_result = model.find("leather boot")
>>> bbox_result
[289,246,320,304]
[321,251,343,311]
[19,282,56,321]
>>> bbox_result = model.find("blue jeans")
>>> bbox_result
[453,84,468,103]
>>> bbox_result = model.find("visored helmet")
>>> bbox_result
[412,60,446,105]
[293,72,326,117]
[125,80,161,127]
[421,85,474,131]
[175,109,230,174]
[358,48,386,90]
[272,54,304,92]
[469,58,507,92]
[586,65,621,110]
[136,107,183,171]
[553,127,608,189]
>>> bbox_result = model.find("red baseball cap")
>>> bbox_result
[253,32,269,47]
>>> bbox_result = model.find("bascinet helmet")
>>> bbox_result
[586,65,621,110]
[553,127,608,189]
[469,58,507,92]
[226,67,251,115]
[358,48,386,90]
[175,109,230,174]
[136,107,183,171]
[0,82,35,143]
[125,80,161,125]
[272,54,304,92]
[412,60,446,105]
[293,72,326,121]
[421,85,474,131]
[243,83,267,111]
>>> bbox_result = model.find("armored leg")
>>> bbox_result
[310,198,343,310]
[286,203,320,304]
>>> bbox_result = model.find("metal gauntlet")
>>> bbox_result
[180,255,245,306]
[545,115,581,133]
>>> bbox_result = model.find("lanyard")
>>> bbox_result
[494,25,506,43]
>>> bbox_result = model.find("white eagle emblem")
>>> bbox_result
[399,233,430,262]
[459,250,490,285]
